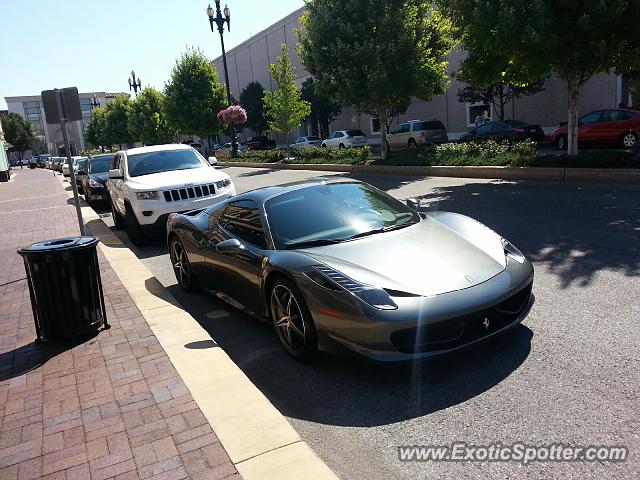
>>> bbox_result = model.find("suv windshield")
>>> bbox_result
[89,156,113,174]
[265,182,420,249]
[127,149,205,177]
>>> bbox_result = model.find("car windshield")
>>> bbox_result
[127,149,205,177]
[265,182,420,250]
[89,156,113,174]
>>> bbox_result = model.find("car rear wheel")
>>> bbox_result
[124,205,149,247]
[338,143,345,149]
[170,236,199,292]
[556,135,568,150]
[408,138,417,149]
[111,200,125,230]
[621,132,638,148]
[270,279,318,360]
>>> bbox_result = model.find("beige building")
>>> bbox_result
[4,92,127,156]
[213,6,633,143]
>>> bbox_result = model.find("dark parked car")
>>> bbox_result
[549,109,640,149]
[459,120,545,144]
[79,154,114,207]
[74,158,87,193]
[246,136,276,150]
[166,178,533,361]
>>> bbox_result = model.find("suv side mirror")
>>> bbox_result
[216,238,245,254]
[406,198,420,211]
[208,156,218,166]
[108,169,123,180]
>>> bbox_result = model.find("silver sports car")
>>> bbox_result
[167,178,534,361]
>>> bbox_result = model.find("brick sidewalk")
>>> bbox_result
[0,169,240,479]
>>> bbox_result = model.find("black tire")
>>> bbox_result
[270,278,318,360]
[621,131,638,149]
[124,205,149,247]
[111,200,125,230]
[338,143,345,149]
[169,236,199,292]
[408,138,417,149]
[321,144,327,148]
[556,135,568,150]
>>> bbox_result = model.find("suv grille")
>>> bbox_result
[163,183,216,202]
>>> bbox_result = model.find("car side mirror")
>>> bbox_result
[406,198,420,211]
[208,156,218,166]
[108,169,123,180]
[77,169,86,175]
[216,238,245,254]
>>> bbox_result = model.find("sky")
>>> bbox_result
[0,0,305,109]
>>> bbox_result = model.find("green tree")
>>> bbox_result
[442,0,640,155]
[298,0,453,158]
[85,107,108,149]
[0,113,36,160]
[164,47,227,138]
[239,81,268,135]
[102,95,133,146]
[263,44,311,156]
[128,87,172,145]
[300,77,342,138]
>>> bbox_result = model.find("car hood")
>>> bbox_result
[90,172,108,185]
[299,212,506,297]
[126,167,227,190]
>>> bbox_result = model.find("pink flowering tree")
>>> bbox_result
[216,105,247,127]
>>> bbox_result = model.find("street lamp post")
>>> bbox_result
[207,2,238,157]
[128,70,142,95]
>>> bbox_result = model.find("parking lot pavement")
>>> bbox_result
[96,167,640,480]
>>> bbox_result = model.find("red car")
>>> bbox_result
[550,109,640,149]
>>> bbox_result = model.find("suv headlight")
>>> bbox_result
[306,264,397,310]
[135,191,160,200]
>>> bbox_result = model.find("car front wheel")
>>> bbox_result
[111,200,125,230]
[621,132,638,148]
[124,206,149,247]
[270,279,318,360]
[170,237,199,292]
[556,135,568,150]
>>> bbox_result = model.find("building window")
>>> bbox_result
[370,117,381,134]
[23,101,45,137]
[466,103,492,127]
[79,97,93,134]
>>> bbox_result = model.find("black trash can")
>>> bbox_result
[18,236,109,342]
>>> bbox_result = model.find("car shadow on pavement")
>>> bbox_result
[237,168,279,177]
[413,180,640,288]
[165,283,533,427]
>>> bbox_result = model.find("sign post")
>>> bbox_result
[41,88,85,236]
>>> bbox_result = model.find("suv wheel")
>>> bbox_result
[124,205,149,247]
[270,278,318,360]
[621,132,638,148]
[408,139,417,149]
[111,200,125,230]
[338,144,345,149]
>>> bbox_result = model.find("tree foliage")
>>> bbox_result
[164,47,227,138]
[84,107,107,148]
[441,0,640,154]
[263,44,311,146]
[298,0,453,158]
[456,81,545,121]
[0,113,36,159]
[128,87,172,145]
[300,77,342,138]
[102,95,133,146]
[239,81,268,135]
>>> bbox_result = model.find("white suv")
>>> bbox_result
[107,144,236,246]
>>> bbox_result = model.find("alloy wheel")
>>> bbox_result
[171,240,191,288]
[622,132,637,148]
[271,284,307,355]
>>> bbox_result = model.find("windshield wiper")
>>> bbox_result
[343,221,418,241]
[285,238,343,250]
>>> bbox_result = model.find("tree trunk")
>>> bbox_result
[379,108,388,160]
[567,76,580,156]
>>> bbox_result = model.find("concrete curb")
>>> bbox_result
[56,176,339,480]
[218,161,640,184]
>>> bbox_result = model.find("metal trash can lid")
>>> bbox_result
[18,236,99,256]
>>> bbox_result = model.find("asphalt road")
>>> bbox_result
[92,167,640,479]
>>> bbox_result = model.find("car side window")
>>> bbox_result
[399,123,410,133]
[579,111,602,126]
[220,200,267,249]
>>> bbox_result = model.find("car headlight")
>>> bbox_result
[305,264,397,310]
[135,191,160,200]
[88,179,103,188]
[215,178,232,189]
[502,238,525,264]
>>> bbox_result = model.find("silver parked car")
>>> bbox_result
[386,119,448,151]
[167,178,534,361]
[292,136,322,149]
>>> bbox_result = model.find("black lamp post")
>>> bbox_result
[128,70,142,95]
[207,1,238,157]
